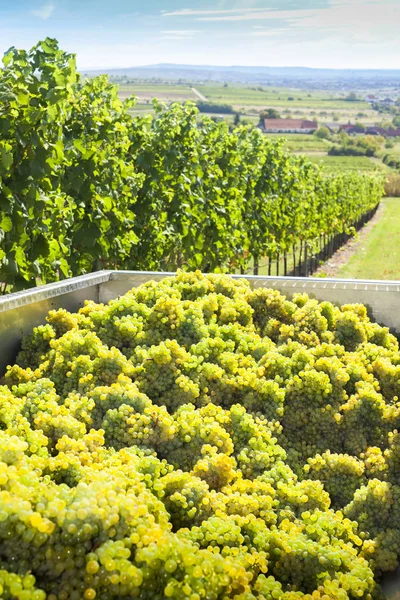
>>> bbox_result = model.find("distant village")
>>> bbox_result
[258,92,400,137]
[364,94,398,106]
[258,93,400,137]
[259,118,400,138]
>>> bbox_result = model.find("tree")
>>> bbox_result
[314,127,331,140]
[260,108,281,121]
[392,115,400,127]
[345,92,359,102]
[354,122,366,132]
[197,101,233,114]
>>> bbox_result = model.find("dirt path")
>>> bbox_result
[191,87,207,102]
[313,202,385,278]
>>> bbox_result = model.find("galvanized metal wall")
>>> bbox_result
[0,272,111,374]
[1,271,400,375]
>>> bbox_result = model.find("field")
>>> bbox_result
[196,83,369,109]
[118,83,197,102]
[117,84,198,117]
[117,82,380,127]
[264,135,398,175]
[266,133,332,153]
[262,135,396,175]
[307,155,382,172]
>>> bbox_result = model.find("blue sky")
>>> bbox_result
[1,0,400,70]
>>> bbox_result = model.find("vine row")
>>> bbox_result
[0,39,385,293]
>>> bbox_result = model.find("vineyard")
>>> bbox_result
[0,36,399,600]
[0,39,385,293]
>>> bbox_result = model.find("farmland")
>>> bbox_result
[117,81,379,126]
[196,83,370,109]
[265,133,332,152]
[118,83,198,102]
[307,155,383,172]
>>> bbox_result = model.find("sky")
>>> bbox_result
[1,0,400,70]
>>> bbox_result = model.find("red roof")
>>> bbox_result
[339,123,358,131]
[262,118,318,130]
[339,123,400,137]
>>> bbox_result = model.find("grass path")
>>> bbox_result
[338,198,400,280]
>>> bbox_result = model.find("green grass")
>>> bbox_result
[130,103,155,111]
[307,155,382,172]
[118,84,197,102]
[118,84,194,94]
[266,134,332,152]
[119,82,371,110]
[197,84,369,110]
[338,198,400,280]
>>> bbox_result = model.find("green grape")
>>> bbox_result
[191,445,237,490]
[304,451,365,508]
[0,273,398,598]
[385,430,400,483]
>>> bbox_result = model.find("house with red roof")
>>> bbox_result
[260,118,318,134]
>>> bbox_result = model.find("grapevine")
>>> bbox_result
[0,40,385,292]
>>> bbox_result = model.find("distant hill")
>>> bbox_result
[83,64,400,90]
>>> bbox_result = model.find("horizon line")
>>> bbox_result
[81,62,400,73]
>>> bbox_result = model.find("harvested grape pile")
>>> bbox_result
[0,272,399,600]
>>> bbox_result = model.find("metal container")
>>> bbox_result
[2,270,400,374]
[0,270,399,595]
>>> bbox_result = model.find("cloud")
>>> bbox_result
[161,29,199,40]
[32,2,55,20]
[196,8,314,22]
[163,0,400,44]
[161,8,264,17]
[251,28,292,37]
[161,30,199,35]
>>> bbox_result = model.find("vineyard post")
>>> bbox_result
[292,245,297,275]
[299,241,303,275]
[253,257,259,276]
[304,243,308,277]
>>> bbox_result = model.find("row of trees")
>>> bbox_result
[0,40,385,292]
[329,134,384,157]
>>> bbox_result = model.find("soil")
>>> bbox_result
[313,202,385,277]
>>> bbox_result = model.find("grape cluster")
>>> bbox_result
[304,451,365,508]
[1,271,400,598]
